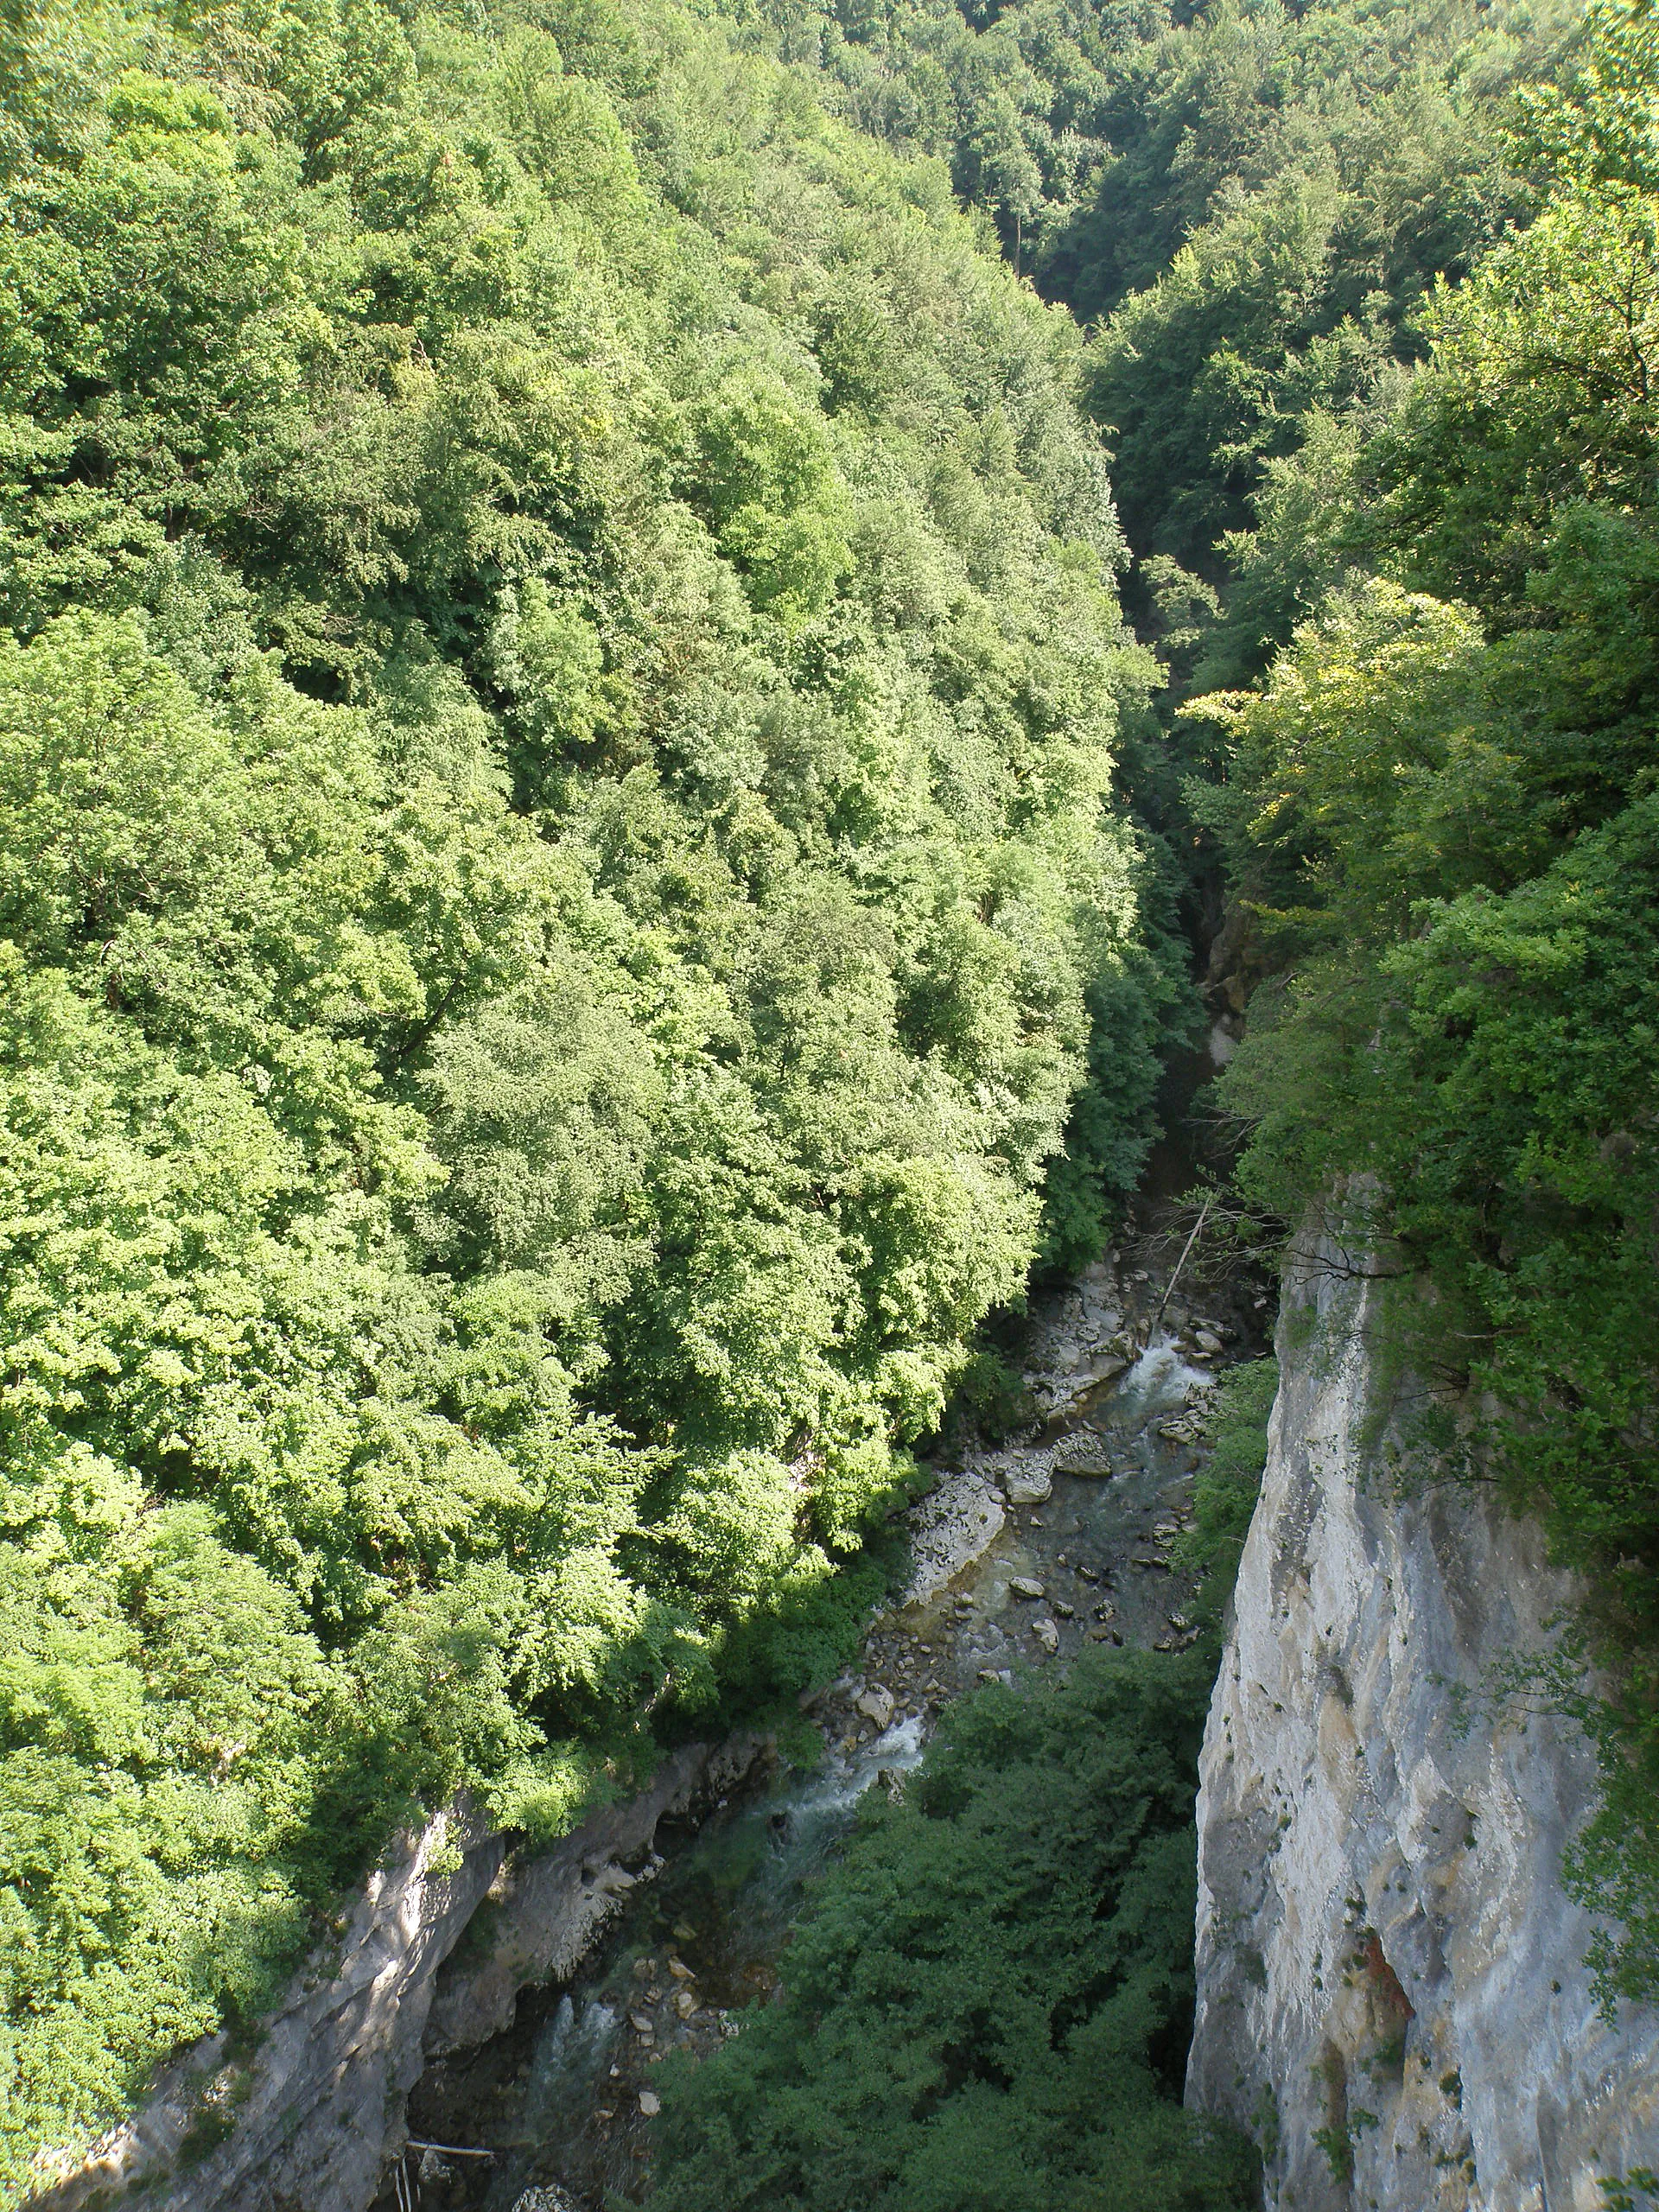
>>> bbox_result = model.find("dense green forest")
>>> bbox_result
[4,0,1656,2191]
[737,0,1593,892]
[747,0,1574,645]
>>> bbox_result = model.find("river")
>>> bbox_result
[385,1248,1265,2212]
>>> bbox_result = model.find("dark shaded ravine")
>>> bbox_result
[385,1238,1267,2212]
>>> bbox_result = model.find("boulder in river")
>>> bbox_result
[1008,1576,1045,1599]
[1032,1618,1060,1654]
[1001,1457,1054,1503]
[902,1470,1006,1605]
[855,1685,895,1729]
[1051,1432,1113,1477]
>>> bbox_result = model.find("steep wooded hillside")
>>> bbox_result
[0,0,1173,2187]
[7,0,1657,2200]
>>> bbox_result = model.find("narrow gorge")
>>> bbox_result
[40,1243,1258,2210]
[6,0,1659,2205]
[43,1216,1659,2212]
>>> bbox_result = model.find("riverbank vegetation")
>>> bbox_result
[652,1648,1258,2212]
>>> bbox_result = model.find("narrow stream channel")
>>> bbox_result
[391,1260,1263,2212]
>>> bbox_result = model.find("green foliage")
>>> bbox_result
[1069,0,1573,671]
[0,0,1182,2187]
[948,1344,1037,1447]
[1313,2120,1357,2186]
[650,1649,1259,2212]
[1600,2167,1659,2212]
[1176,1357,1276,1640]
[0,1452,327,2169]
[730,0,1584,972]
[741,0,1574,671]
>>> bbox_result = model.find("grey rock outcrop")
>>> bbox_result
[424,1734,768,2056]
[903,1467,1006,1605]
[1188,1231,1659,2209]
[33,1738,770,2212]
[1024,1257,1131,1418]
[34,1801,504,2212]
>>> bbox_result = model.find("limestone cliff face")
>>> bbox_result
[32,1801,505,2212]
[1188,1235,1659,2211]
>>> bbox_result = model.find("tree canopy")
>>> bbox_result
[651,1650,1259,2212]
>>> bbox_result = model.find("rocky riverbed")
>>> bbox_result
[384,1247,1267,2212]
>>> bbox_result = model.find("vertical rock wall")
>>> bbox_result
[33,1802,506,2212]
[1188,1236,1659,2211]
